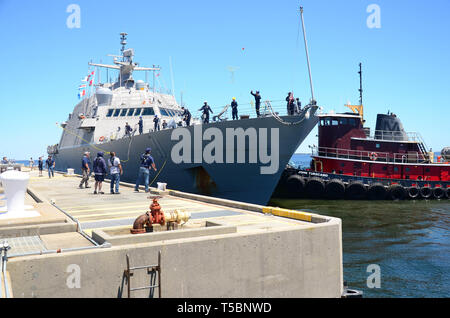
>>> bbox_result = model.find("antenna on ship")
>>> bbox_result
[299,6,316,105]
[120,32,128,62]
[358,62,363,105]
[344,63,364,121]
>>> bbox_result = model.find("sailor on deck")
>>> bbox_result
[231,97,238,120]
[138,116,143,135]
[153,115,160,131]
[199,102,213,124]
[181,107,191,126]
[250,90,261,117]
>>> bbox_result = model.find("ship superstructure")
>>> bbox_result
[49,32,320,205]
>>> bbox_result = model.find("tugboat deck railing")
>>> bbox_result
[357,130,425,143]
[315,147,431,164]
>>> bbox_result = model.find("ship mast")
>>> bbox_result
[344,63,364,121]
[300,6,316,105]
[358,62,363,106]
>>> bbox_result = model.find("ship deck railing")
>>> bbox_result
[360,130,429,150]
[314,147,431,164]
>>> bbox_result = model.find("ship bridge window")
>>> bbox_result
[127,108,135,116]
[159,108,169,116]
[320,119,325,126]
[120,109,128,117]
[332,119,339,126]
[339,118,348,125]
[142,107,155,116]
[325,118,331,126]
[134,108,142,116]
[348,118,356,126]
[106,109,114,117]
[113,109,120,117]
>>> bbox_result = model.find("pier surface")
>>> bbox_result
[1,169,343,298]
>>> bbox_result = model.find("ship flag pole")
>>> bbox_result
[300,6,316,105]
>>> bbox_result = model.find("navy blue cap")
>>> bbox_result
[97,152,104,157]
[146,147,151,152]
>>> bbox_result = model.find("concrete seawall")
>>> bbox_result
[3,170,343,298]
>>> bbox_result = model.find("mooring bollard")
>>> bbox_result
[0,170,31,216]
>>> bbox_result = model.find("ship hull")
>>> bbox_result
[53,113,318,205]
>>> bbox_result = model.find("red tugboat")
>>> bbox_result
[276,64,450,200]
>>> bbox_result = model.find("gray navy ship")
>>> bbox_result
[49,33,319,205]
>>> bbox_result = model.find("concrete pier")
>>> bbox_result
[0,169,343,298]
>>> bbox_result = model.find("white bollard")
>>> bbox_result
[0,170,40,218]
[157,182,167,191]
[67,168,75,175]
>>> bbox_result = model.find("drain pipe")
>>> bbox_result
[1,241,11,298]
[7,242,111,259]
[50,202,99,246]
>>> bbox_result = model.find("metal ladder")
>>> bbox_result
[124,251,161,298]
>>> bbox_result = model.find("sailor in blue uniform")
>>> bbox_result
[134,147,157,193]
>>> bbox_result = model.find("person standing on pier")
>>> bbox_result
[181,107,191,126]
[250,90,261,117]
[199,101,213,124]
[79,152,91,189]
[38,157,43,177]
[138,116,144,135]
[1,157,7,164]
[108,152,122,194]
[134,147,157,193]
[231,97,238,120]
[93,152,107,194]
[45,155,55,178]
[29,157,34,171]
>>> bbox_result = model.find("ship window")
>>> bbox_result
[405,167,410,172]
[382,166,387,171]
[340,163,345,167]
[134,108,142,116]
[376,143,380,149]
[425,168,430,172]
[142,107,155,116]
[113,109,120,117]
[320,119,325,126]
[394,167,399,172]
[159,108,169,116]
[127,108,135,116]
[106,109,114,117]
[120,109,128,117]
[332,119,339,126]
[348,118,356,126]
[325,118,331,126]
[339,118,348,125]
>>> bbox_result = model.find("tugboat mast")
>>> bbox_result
[358,62,363,106]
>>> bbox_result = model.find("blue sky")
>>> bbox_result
[0,0,449,159]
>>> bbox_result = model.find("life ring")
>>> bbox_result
[99,136,105,142]
[369,152,378,161]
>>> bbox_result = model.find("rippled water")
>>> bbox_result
[271,152,450,297]
[269,198,450,297]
